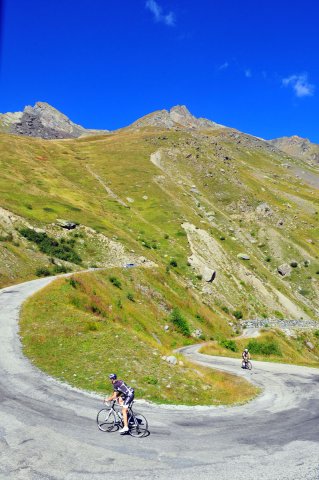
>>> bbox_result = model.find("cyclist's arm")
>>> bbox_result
[105,391,118,403]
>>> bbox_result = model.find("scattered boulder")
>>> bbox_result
[237,253,250,260]
[164,325,169,332]
[56,219,77,230]
[305,341,315,350]
[164,355,177,365]
[290,261,298,268]
[203,267,216,283]
[278,264,291,276]
[191,328,203,339]
[256,202,273,216]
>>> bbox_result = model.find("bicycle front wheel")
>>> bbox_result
[97,408,116,432]
[247,361,252,370]
[129,412,148,438]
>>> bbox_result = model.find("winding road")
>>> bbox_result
[0,277,319,480]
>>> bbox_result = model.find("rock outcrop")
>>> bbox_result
[130,105,224,131]
[0,102,108,139]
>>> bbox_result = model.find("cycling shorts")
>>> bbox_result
[122,392,134,409]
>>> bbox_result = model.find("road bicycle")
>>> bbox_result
[97,400,148,438]
[242,360,252,370]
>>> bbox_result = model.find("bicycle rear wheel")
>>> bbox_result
[129,412,148,438]
[97,408,116,432]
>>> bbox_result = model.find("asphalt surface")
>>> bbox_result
[0,277,319,480]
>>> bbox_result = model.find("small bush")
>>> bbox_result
[221,306,229,314]
[169,259,178,267]
[164,234,169,239]
[314,330,319,338]
[109,276,122,289]
[219,339,238,352]
[233,310,243,320]
[169,308,190,336]
[69,277,79,288]
[86,322,98,332]
[53,265,69,274]
[144,376,158,385]
[265,256,271,263]
[127,292,135,302]
[247,339,282,356]
[35,267,51,277]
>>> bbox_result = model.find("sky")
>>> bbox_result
[0,0,319,142]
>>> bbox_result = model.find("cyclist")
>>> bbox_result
[242,348,251,368]
[104,374,135,434]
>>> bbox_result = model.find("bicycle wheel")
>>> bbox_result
[129,412,148,438]
[97,408,116,432]
[247,361,252,370]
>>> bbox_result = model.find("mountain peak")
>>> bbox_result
[0,102,108,139]
[130,105,223,131]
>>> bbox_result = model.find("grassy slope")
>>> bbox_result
[1,129,318,318]
[200,329,319,367]
[20,268,258,405]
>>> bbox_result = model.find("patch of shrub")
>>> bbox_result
[143,376,158,385]
[314,330,319,338]
[35,267,51,277]
[299,288,310,297]
[109,276,122,289]
[169,259,178,267]
[69,277,79,288]
[86,322,98,332]
[169,307,190,336]
[164,234,169,239]
[19,228,82,264]
[219,339,238,352]
[127,292,135,302]
[221,306,229,314]
[233,310,243,320]
[247,339,282,356]
[53,265,69,274]
[265,256,271,262]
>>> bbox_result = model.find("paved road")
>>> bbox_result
[0,277,319,480]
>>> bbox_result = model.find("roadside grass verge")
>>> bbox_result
[200,330,319,367]
[20,269,258,405]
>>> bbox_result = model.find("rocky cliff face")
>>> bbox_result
[130,105,224,130]
[0,102,108,139]
[269,136,319,164]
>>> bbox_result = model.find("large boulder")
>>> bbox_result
[277,264,291,276]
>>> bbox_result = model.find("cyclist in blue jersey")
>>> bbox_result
[105,374,135,434]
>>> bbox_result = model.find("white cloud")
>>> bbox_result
[282,73,315,98]
[245,69,252,78]
[218,61,229,71]
[145,0,175,26]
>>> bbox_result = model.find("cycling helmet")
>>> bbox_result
[109,373,117,380]
[244,349,248,353]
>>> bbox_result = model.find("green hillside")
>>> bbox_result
[1,127,319,323]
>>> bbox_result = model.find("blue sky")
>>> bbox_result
[0,0,318,141]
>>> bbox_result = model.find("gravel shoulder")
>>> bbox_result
[0,277,319,480]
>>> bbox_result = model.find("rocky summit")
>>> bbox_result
[0,102,108,139]
[269,135,319,165]
[130,104,224,130]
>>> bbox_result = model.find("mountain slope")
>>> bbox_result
[1,121,319,327]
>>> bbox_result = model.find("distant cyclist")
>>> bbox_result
[242,348,251,368]
[104,374,135,434]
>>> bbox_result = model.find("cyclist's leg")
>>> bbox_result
[122,394,134,428]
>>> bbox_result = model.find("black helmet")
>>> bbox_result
[109,373,117,380]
